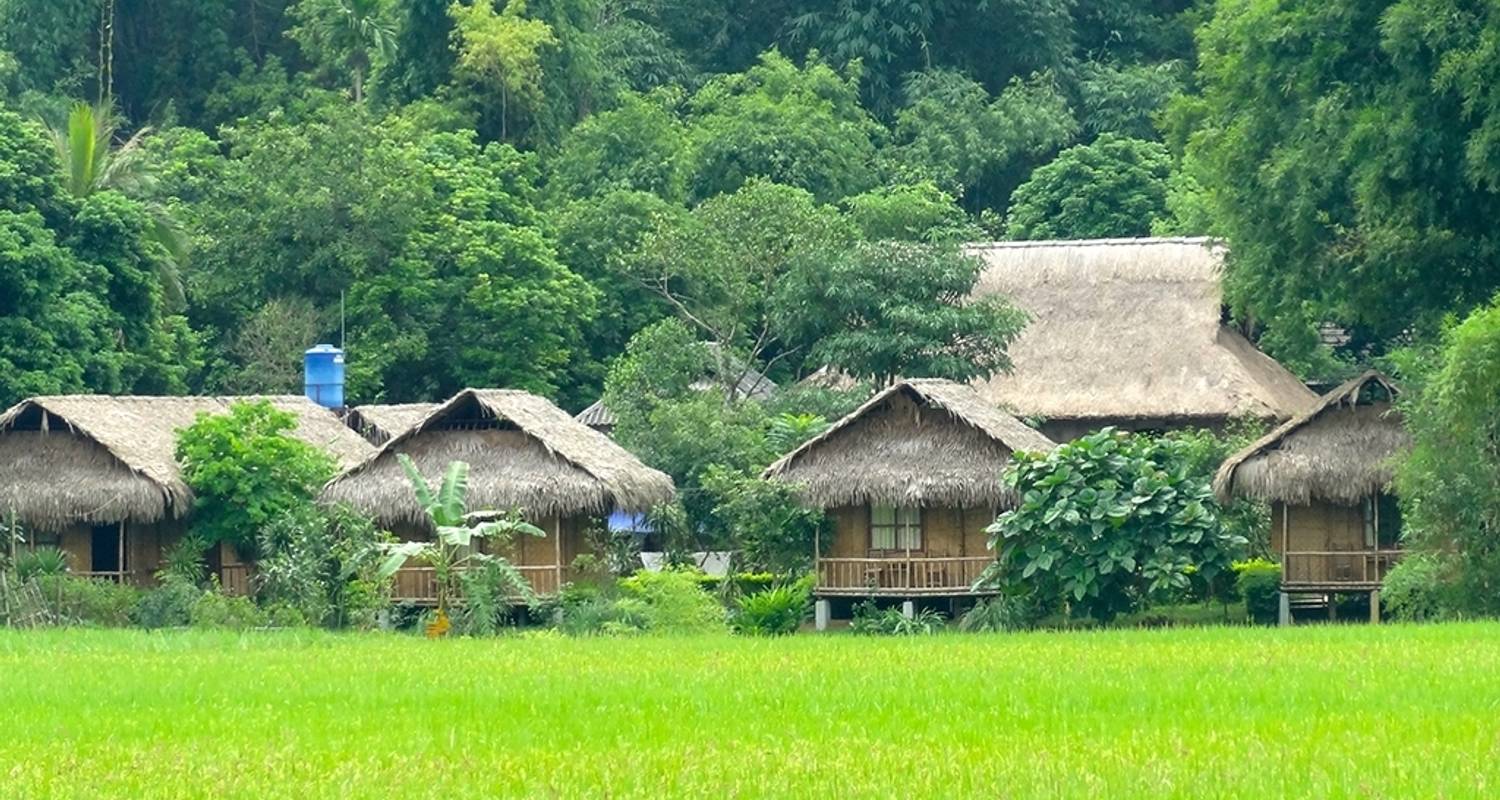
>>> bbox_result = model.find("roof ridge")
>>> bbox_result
[965,236,1220,250]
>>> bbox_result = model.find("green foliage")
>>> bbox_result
[188,589,267,630]
[850,600,945,635]
[1232,559,1281,625]
[1005,134,1172,240]
[448,0,559,140]
[13,548,67,581]
[730,576,814,636]
[617,568,727,633]
[1381,553,1456,623]
[842,182,980,243]
[31,575,141,627]
[131,579,202,629]
[983,428,1246,623]
[887,71,1076,211]
[175,401,338,551]
[157,535,210,587]
[548,90,687,202]
[683,52,883,203]
[256,505,391,629]
[700,466,825,574]
[765,413,829,455]
[1396,298,1500,616]
[377,456,544,617]
[784,240,1027,386]
[957,595,1044,633]
[288,0,398,103]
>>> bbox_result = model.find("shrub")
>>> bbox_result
[1382,554,1455,622]
[1234,559,1282,625]
[33,575,140,626]
[14,548,67,581]
[618,568,727,634]
[257,504,392,629]
[731,576,814,636]
[850,600,945,635]
[958,594,1043,633]
[158,535,210,587]
[701,467,826,574]
[190,589,267,630]
[983,428,1245,622]
[132,579,202,629]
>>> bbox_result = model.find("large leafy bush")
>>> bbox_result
[982,428,1245,622]
[175,401,338,552]
[731,575,815,636]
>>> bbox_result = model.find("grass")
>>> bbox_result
[2,624,1499,798]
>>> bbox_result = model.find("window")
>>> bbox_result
[870,505,921,551]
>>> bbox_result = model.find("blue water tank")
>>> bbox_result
[304,344,345,410]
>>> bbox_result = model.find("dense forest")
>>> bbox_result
[3,0,1500,411]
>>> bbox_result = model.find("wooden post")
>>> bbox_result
[1278,591,1291,627]
[553,516,563,595]
[815,599,830,632]
[813,526,821,589]
[1369,589,1381,624]
[117,521,126,583]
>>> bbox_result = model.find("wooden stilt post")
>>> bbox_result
[117,522,126,584]
[1370,589,1381,624]
[553,516,563,595]
[815,599,830,632]
[1278,591,1291,627]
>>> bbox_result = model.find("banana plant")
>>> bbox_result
[377,455,545,615]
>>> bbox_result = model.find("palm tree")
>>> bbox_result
[333,0,397,104]
[377,456,544,632]
[45,101,186,309]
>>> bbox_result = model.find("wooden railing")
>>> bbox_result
[219,564,253,597]
[74,570,127,583]
[1282,550,1403,588]
[815,556,995,595]
[390,565,563,605]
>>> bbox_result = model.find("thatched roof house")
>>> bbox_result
[1214,371,1408,506]
[966,237,1317,439]
[324,388,675,530]
[0,395,373,530]
[344,403,437,445]
[764,379,1056,510]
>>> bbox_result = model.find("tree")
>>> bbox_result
[1006,134,1172,240]
[175,401,339,553]
[289,0,398,103]
[782,240,1027,386]
[841,182,980,242]
[376,456,545,618]
[1172,0,1500,367]
[625,179,857,394]
[546,89,687,202]
[44,101,186,308]
[981,429,1246,622]
[683,51,883,203]
[887,70,1076,213]
[448,0,559,140]
[1394,296,1500,617]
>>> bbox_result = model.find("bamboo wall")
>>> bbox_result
[51,520,180,586]
[825,506,991,558]
[1271,501,1365,554]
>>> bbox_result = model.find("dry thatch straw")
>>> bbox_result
[1214,371,1409,505]
[0,395,374,530]
[965,237,1317,423]
[345,403,438,445]
[763,379,1056,509]
[323,388,676,529]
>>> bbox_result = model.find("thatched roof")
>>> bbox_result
[345,403,437,445]
[763,379,1056,509]
[0,395,373,530]
[1213,371,1409,505]
[575,399,615,431]
[966,237,1317,423]
[323,388,676,528]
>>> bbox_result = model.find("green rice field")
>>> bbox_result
[3,624,1499,798]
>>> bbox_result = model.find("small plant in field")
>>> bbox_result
[157,535,210,588]
[617,567,727,634]
[958,594,1042,633]
[731,575,814,636]
[376,456,545,628]
[850,600,944,635]
[1382,554,1455,622]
